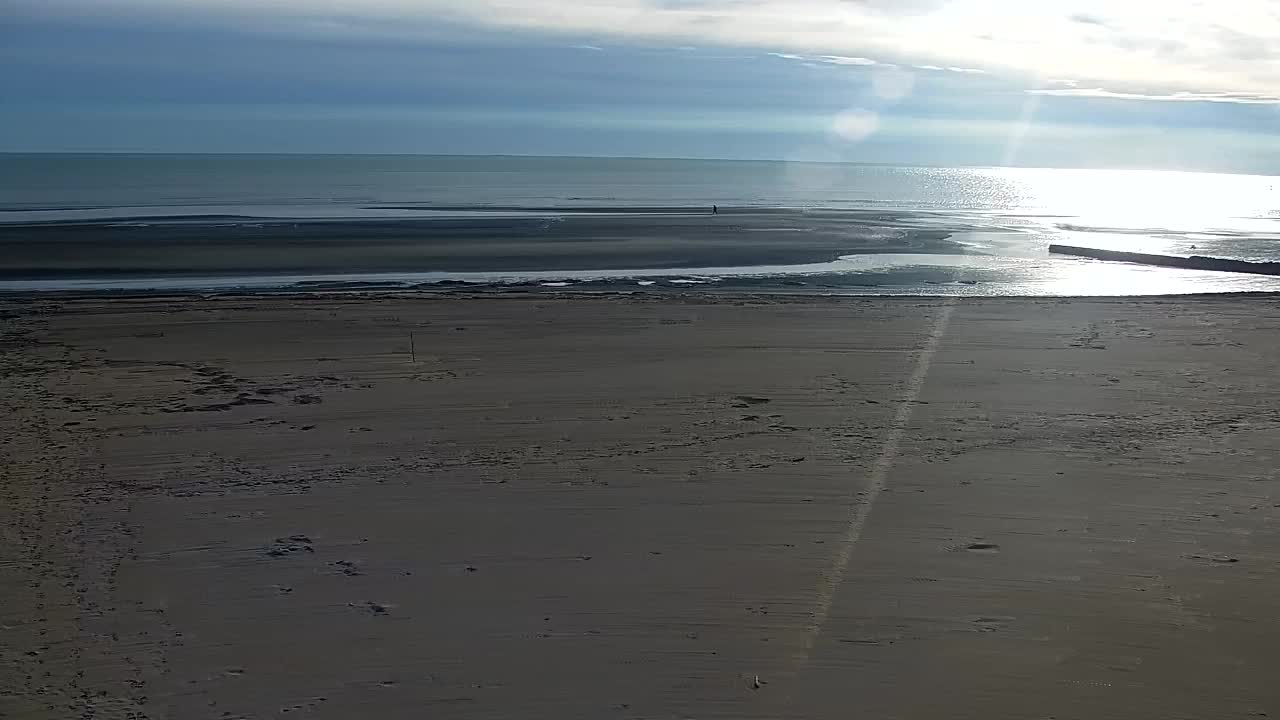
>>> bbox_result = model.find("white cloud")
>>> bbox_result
[1029,88,1280,105]
[913,64,985,74]
[15,0,1280,97]
[818,55,880,66]
[769,52,890,68]
[771,52,891,68]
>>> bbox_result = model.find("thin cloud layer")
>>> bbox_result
[13,0,1280,98]
[1030,88,1280,105]
[769,52,988,77]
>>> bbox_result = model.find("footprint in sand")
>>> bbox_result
[1185,553,1239,564]
[947,542,1000,553]
[972,616,1013,633]
[350,601,390,615]
[333,560,364,576]
[264,535,314,557]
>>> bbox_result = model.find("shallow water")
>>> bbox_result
[3,154,1279,295]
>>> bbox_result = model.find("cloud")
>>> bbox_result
[1068,12,1108,26]
[11,0,1280,99]
[817,55,880,66]
[1029,88,1280,105]
[768,51,880,66]
[573,44,605,51]
[769,52,886,67]
[912,64,984,74]
[840,0,947,15]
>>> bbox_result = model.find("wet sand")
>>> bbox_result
[2,293,1279,719]
[0,211,955,279]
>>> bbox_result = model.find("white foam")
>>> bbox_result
[5,252,1280,296]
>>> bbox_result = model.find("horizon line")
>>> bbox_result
[0,151,1266,177]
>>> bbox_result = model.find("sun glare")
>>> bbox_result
[1004,167,1277,235]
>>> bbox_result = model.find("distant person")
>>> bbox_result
[712,205,718,215]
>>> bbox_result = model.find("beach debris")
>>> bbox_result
[751,674,766,690]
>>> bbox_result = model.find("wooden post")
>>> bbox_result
[410,331,416,363]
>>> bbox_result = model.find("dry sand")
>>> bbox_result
[2,292,1279,719]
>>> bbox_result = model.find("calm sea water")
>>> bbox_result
[3,153,1280,295]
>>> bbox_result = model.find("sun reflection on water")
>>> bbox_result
[1031,258,1275,297]
[991,167,1280,235]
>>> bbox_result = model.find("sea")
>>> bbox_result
[3,153,1280,296]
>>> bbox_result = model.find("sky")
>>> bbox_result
[4,0,1280,172]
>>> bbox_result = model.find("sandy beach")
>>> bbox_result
[3,292,1279,719]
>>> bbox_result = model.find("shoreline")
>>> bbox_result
[6,280,1280,301]
[6,194,1280,297]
